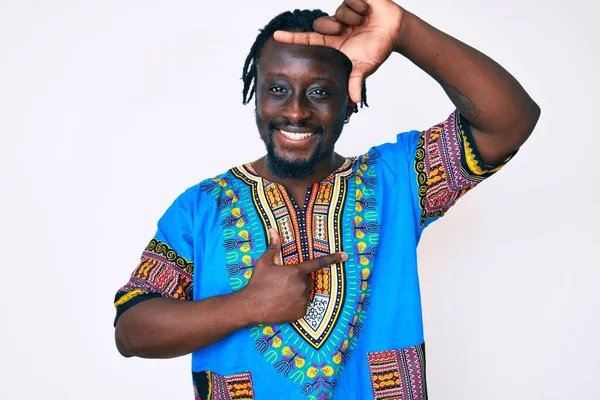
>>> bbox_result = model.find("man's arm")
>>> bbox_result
[115,292,252,359]
[115,229,347,359]
[395,11,540,165]
[274,0,540,165]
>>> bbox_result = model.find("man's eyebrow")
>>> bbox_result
[314,77,337,85]
[265,72,337,85]
[266,72,288,78]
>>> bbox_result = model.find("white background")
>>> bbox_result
[1,0,598,398]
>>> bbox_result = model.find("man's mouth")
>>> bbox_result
[278,129,315,141]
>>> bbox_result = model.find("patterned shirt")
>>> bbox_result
[114,111,512,400]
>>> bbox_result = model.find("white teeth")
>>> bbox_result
[280,130,313,141]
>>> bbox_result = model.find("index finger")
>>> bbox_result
[273,30,329,46]
[297,252,348,274]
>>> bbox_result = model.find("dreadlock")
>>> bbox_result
[241,9,368,111]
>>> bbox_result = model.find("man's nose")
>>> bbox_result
[282,93,312,124]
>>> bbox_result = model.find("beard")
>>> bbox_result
[255,108,345,180]
[259,111,325,180]
[264,134,322,180]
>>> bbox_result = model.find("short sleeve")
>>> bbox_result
[113,189,195,326]
[414,110,514,228]
[376,110,514,232]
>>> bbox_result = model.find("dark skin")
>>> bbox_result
[275,0,541,166]
[115,0,540,359]
[252,39,355,207]
[116,229,347,358]
[114,43,353,356]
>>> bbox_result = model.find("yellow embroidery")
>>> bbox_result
[114,289,146,307]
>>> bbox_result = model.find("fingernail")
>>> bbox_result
[340,252,348,261]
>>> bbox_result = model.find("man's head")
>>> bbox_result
[242,9,367,179]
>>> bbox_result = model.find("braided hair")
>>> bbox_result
[241,9,368,111]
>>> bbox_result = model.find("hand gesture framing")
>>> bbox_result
[274,0,405,104]
[242,229,348,324]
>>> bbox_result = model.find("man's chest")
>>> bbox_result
[195,157,380,390]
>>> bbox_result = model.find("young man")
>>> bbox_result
[113,1,540,398]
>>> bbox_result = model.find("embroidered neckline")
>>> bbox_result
[240,158,356,185]
[203,150,380,398]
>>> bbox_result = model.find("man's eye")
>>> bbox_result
[310,88,329,97]
[269,86,287,93]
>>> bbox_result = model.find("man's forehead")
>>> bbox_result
[258,38,351,75]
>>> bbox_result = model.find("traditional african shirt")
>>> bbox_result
[114,110,512,400]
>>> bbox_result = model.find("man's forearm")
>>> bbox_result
[395,10,540,164]
[115,290,254,359]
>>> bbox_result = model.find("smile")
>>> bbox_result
[279,129,314,141]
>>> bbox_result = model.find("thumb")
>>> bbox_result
[348,71,365,105]
[265,228,282,263]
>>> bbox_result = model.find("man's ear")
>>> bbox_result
[345,101,357,123]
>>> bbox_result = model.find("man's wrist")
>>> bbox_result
[229,287,261,326]
[393,9,416,55]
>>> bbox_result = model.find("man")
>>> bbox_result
[113,0,540,398]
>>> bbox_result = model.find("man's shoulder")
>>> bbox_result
[180,163,254,204]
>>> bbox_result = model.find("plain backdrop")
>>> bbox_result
[1,0,598,398]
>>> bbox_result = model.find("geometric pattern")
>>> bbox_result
[415,110,511,227]
[233,160,354,350]
[367,343,427,400]
[114,238,194,310]
[193,371,254,400]
[203,151,381,399]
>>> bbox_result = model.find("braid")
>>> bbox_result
[242,9,368,110]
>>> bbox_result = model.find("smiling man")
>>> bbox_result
[253,39,354,185]
[113,1,540,399]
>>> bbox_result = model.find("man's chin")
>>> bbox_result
[266,151,317,180]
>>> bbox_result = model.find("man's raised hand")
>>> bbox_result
[273,0,405,104]
[240,228,348,325]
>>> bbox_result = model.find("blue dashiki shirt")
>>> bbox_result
[114,111,512,400]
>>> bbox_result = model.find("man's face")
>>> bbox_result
[255,38,353,179]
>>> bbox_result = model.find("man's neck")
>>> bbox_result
[251,152,347,188]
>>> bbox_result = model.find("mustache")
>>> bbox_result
[268,119,324,135]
